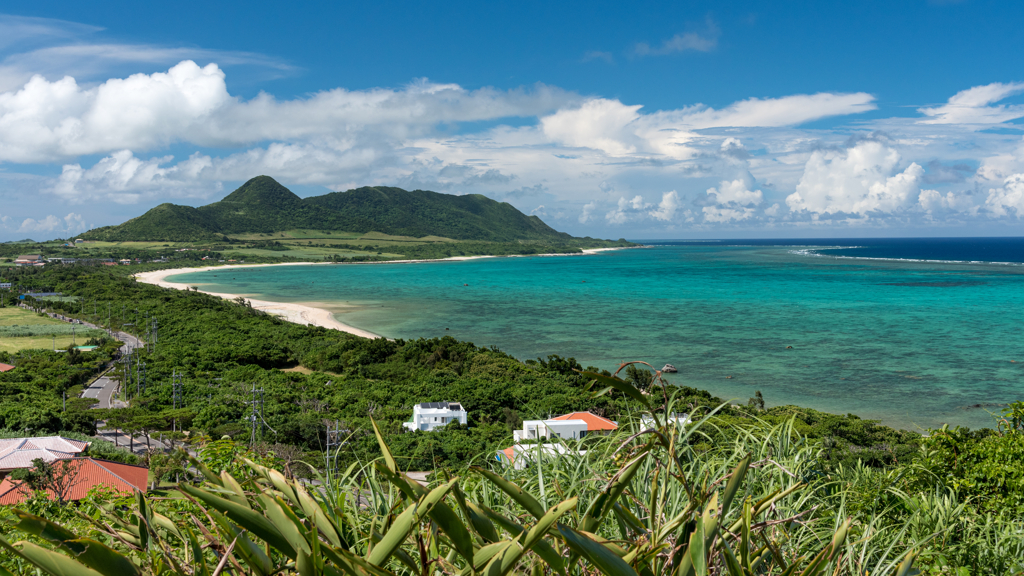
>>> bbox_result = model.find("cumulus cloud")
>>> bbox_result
[786,141,925,216]
[19,212,86,234]
[0,60,575,162]
[540,92,875,159]
[918,82,1024,125]
[578,201,596,223]
[918,189,977,216]
[702,205,756,223]
[984,174,1024,217]
[650,191,681,221]
[706,179,763,206]
[52,149,219,203]
[602,192,684,224]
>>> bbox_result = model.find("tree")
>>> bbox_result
[8,458,84,504]
[748,390,765,411]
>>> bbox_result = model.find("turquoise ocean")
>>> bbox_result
[168,239,1024,430]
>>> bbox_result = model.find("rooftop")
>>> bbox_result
[0,436,90,471]
[0,458,147,505]
[550,412,618,431]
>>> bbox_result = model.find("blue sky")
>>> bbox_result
[2,0,1024,240]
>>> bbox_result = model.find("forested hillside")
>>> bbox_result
[81,176,582,243]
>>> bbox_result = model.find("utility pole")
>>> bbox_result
[325,420,345,479]
[171,370,184,432]
[246,383,266,446]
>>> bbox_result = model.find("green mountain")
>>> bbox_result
[81,176,577,243]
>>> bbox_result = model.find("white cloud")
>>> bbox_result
[52,149,218,203]
[18,212,86,234]
[650,191,681,221]
[918,82,1024,125]
[984,174,1024,217]
[578,201,596,223]
[634,19,719,56]
[786,141,924,216]
[702,205,756,223]
[0,60,575,162]
[918,189,977,216]
[540,93,875,160]
[706,179,763,206]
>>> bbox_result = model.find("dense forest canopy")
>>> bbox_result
[80,176,589,243]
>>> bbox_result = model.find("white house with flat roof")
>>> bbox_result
[513,411,618,442]
[403,401,468,432]
[514,419,587,442]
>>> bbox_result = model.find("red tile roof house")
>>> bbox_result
[0,437,147,505]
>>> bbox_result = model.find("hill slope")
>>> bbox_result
[81,176,583,243]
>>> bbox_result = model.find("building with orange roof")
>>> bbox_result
[512,411,618,442]
[549,412,619,431]
[0,363,14,373]
[0,458,147,505]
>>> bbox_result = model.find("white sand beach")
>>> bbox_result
[134,264,382,338]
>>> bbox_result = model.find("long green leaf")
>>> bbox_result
[207,508,275,576]
[11,541,106,576]
[258,494,312,557]
[581,450,648,533]
[469,502,567,576]
[371,418,398,473]
[720,455,751,516]
[366,478,456,566]
[557,525,639,576]
[10,512,142,576]
[373,462,474,564]
[180,483,298,560]
[471,467,545,520]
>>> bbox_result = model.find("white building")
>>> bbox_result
[641,413,691,429]
[512,411,618,442]
[403,401,468,432]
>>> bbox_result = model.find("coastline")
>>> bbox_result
[135,263,382,338]
[134,246,632,338]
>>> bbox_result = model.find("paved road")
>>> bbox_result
[80,328,143,409]
[20,304,139,409]
[24,304,173,451]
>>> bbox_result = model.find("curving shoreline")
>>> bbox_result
[134,247,629,339]
[134,263,383,338]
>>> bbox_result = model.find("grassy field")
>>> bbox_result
[0,334,91,354]
[0,306,66,326]
[0,307,99,353]
[223,247,404,259]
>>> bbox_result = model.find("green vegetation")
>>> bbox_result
[0,264,1022,573]
[80,176,628,246]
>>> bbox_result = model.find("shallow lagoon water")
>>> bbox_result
[169,242,1024,430]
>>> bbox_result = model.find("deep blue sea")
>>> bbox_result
[169,237,1024,430]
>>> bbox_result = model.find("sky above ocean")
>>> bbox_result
[169,240,1024,430]
[3,2,1024,240]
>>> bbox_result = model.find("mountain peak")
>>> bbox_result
[221,176,302,207]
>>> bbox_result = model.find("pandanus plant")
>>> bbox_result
[0,367,920,575]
